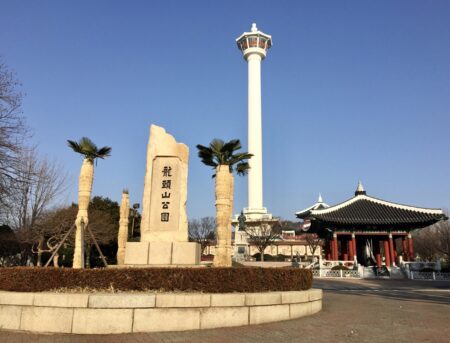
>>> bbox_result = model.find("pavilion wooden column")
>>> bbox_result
[375,239,382,268]
[389,233,396,266]
[332,233,338,260]
[342,236,348,261]
[351,233,357,262]
[402,236,408,261]
[348,234,354,261]
[383,239,391,267]
[407,233,414,261]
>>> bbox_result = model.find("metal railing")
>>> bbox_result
[319,260,357,269]
[312,269,362,279]
[410,271,450,281]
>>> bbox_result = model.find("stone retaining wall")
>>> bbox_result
[0,289,322,334]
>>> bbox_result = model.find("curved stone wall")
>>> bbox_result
[0,289,322,334]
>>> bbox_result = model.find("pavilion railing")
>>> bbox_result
[312,269,362,279]
[319,260,357,270]
[409,271,450,281]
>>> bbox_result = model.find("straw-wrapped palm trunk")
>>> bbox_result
[117,190,130,265]
[67,137,111,269]
[197,139,252,267]
[215,165,233,266]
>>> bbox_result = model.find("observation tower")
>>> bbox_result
[236,23,273,220]
[234,24,278,260]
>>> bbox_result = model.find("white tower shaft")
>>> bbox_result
[236,23,272,218]
[247,54,263,210]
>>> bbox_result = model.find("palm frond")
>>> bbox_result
[67,140,83,154]
[228,152,253,165]
[222,139,241,154]
[67,137,111,161]
[209,139,225,163]
[196,144,217,167]
[96,146,112,159]
[236,162,251,176]
[197,138,252,177]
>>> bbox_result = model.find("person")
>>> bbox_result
[291,255,299,268]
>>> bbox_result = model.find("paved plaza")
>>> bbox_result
[1,279,449,343]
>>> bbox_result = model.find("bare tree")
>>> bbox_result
[245,222,281,262]
[305,233,322,258]
[413,220,450,262]
[435,220,450,261]
[0,60,28,214]
[8,150,67,265]
[31,206,76,267]
[413,227,439,261]
[188,217,215,255]
[35,198,120,268]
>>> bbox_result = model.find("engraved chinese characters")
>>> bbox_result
[149,157,181,231]
[161,166,172,220]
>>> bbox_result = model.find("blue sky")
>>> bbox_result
[1,0,449,220]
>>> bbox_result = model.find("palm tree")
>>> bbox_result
[196,139,252,267]
[67,137,111,268]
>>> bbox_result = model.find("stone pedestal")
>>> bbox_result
[232,208,278,261]
[124,242,200,266]
[124,125,200,266]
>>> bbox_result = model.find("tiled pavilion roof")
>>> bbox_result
[295,194,330,219]
[308,183,447,229]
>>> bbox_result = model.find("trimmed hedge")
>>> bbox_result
[0,267,312,293]
[331,265,349,271]
[252,253,290,262]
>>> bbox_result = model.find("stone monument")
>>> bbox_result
[124,125,200,266]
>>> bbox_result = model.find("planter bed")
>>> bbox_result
[0,267,312,293]
[0,289,322,334]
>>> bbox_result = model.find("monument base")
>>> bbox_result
[124,242,200,266]
[232,207,279,260]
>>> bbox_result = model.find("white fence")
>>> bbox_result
[312,269,362,279]
[410,271,450,281]
[319,260,357,269]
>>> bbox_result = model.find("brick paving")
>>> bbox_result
[1,279,449,343]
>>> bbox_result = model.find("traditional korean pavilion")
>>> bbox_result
[295,194,329,231]
[296,182,447,268]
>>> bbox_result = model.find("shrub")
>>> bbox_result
[252,253,271,261]
[200,254,214,262]
[331,265,349,271]
[0,267,313,293]
[252,253,288,262]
